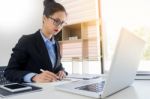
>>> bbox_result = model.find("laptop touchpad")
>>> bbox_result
[75,81,105,92]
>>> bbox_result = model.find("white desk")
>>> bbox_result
[1,80,150,99]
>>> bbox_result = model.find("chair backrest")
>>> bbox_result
[0,66,11,85]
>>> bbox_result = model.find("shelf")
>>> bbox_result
[57,21,100,60]
[59,41,82,58]
[82,39,99,58]
[59,39,82,43]
[62,23,81,41]
[55,0,100,61]
[61,57,83,62]
[82,21,98,39]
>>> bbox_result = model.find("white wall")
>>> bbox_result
[0,0,43,65]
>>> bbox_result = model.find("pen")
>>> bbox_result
[40,69,45,72]
[40,69,71,81]
[40,69,60,80]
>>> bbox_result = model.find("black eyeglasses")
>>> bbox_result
[48,16,66,27]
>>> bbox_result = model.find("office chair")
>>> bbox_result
[0,66,11,85]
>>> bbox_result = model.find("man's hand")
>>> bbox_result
[57,70,66,80]
[32,71,59,83]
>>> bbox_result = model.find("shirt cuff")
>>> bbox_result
[23,73,37,83]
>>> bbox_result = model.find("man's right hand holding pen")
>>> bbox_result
[31,69,60,83]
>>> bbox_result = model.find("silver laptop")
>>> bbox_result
[55,28,145,98]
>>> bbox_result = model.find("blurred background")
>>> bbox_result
[0,0,150,74]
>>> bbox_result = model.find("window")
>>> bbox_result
[101,0,150,71]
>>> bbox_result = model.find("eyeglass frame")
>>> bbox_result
[48,16,67,27]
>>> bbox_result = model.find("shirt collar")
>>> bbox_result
[40,30,55,44]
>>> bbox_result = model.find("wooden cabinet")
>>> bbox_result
[56,0,99,24]
[57,20,100,61]
[55,0,100,61]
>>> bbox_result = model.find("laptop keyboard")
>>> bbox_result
[75,81,105,93]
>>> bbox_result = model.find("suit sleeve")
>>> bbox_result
[54,41,68,75]
[55,63,68,75]
[4,36,31,83]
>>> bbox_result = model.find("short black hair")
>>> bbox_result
[43,0,67,17]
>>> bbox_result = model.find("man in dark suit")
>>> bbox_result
[4,0,68,83]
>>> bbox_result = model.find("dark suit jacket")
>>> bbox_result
[4,30,66,83]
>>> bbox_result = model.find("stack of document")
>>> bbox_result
[66,73,101,80]
[62,42,82,58]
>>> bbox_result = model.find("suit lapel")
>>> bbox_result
[54,39,61,69]
[34,31,53,71]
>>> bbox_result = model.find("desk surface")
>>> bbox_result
[0,80,150,99]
